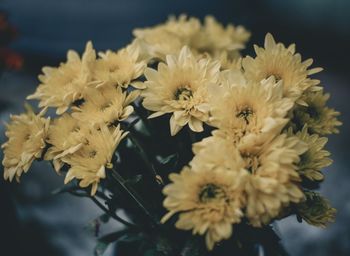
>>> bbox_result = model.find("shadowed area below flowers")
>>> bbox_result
[0,0,349,255]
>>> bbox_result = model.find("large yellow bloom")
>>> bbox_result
[161,144,247,250]
[288,126,332,182]
[133,15,201,61]
[72,85,138,127]
[45,114,88,172]
[142,46,220,135]
[63,124,127,195]
[2,106,50,181]
[93,42,146,89]
[210,70,293,148]
[133,15,249,63]
[193,133,307,227]
[242,134,307,226]
[191,16,250,58]
[27,42,96,114]
[291,90,342,135]
[242,33,322,103]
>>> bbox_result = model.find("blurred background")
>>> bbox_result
[0,0,349,255]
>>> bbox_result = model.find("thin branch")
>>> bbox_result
[68,191,136,228]
[90,196,137,228]
[127,131,162,185]
[110,168,159,227]
[126,117,141,130]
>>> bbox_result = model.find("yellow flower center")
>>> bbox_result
[241,152,260,174]
[266,72,283,82]
[24,132,31,141]
[72,98,85,107]
[100,102,112,111]
[174,86,193,101]
[306,104,320,119]
[236,106,254,125]
[89,150,97,158]
[109,64,119,72]
[199,183,226,203]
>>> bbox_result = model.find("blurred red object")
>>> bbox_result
[0,48,23,70]
[0,11,23,71]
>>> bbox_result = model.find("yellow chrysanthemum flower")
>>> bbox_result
[93,42,146,89]
[45,114,88,172]
[134,16,198,62]
[242,33,322,103]
[193,133,307,227]
[291,90,342,135]
[297,191,336,228]
[72,85,138,127]
[27,42,96,114]
[288,126,332,182]
[242,134,307,226]
[63,124,127,196]
[2,106,50,181]
[161,147,247,250]
[142,46,220,135]
[210,70,293,148]
[191,16,250,58]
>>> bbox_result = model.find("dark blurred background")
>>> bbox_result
[0,0,349,255]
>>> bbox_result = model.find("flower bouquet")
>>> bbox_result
[2,15,341,255]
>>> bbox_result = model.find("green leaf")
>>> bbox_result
[134,119,151,136]
[158,153,178,168]
[94,229,133,256]
[94,241,109,256]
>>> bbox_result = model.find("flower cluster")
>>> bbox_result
[1,15,340,253]
[3,41,144,195]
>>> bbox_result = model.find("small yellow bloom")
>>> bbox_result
[45,113,88,172]
[142,46,220,135]
[93,42,146,88]
[297,191,336,228]
[161,145,247,250]
[63,124,127,195]
[193,133,307,227]
[242,33,322,103]
[133,15,201,61]
[72,85,138,127]
[242,134,307,226]
[191,16,250,58]
[133,15,249,63]
[2,106,50,181]
[288,126,332,182]
[210,70,293,148]
[291,90,342,135]
[27,42,96,114]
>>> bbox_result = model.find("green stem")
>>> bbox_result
[127,132,163,185]
[110,168,159,227]
[90,196,137,228]
[69,191,137,228]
